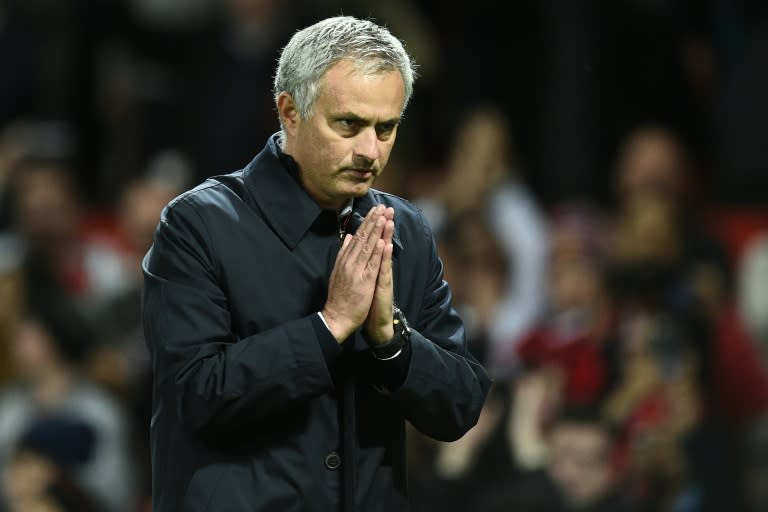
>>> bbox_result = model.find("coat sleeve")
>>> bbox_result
[142,198,339,436]
[390,216,493,442]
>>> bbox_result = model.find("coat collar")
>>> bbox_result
[243,134,401,250]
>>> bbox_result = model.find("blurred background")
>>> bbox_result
[0,0,767,511]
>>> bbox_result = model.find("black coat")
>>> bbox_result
[142,135,491,511]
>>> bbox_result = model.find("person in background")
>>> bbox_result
[10,158,133,312]
[732,234,768,512]
[84,172,182,507]
[3,415,104,512]
[434,214,509,365]
[602,310,746,512]
[611,125,730,315]
[514,203,614,408]
[414,105,549,377]
[88,172,183,396]
[472,406,629,512]
[0,292,135,512]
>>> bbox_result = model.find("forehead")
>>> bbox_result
[315,59,405,119]
[551,424,608,453]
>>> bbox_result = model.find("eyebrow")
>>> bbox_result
[335,112,402,125]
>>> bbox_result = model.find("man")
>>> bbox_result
[142,16,491,511]
[472,407,627,512]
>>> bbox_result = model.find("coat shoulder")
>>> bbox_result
[160,171,248,224]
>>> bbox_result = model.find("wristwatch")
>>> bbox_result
[371,306,411,360]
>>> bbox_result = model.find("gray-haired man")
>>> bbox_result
[143,16,491,511]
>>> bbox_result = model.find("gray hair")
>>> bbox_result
[273,16,416,135]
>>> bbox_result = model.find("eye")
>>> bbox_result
[376,123,397,139]
[337,119,358,130]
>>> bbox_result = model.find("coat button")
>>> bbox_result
[324,451,341,470]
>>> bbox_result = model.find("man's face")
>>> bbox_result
[548,423,613,509]
[282,59,405,210]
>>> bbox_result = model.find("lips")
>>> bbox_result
[345,168,375,179]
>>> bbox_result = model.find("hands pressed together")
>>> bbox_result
[322,204,396,345]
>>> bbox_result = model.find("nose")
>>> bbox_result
[353,128,379,165]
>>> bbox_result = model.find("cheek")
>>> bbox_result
[322,139,356,169]
[377,140,396,167]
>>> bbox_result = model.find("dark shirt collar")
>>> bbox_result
[244,134,379,249]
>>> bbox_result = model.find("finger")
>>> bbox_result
[341,233,352,251]
[348,205,385,263]
[381,219,394,246]
[339,206,375,260]
[377,242,394,287]
[346,205,383,262]
[364,238,386,279]
[355,214,386,266]
[334,234,353,264]
[383,206,395,221]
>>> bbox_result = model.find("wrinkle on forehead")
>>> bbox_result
[314,60,406,120]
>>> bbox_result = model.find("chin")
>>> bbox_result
[345,183,373,197]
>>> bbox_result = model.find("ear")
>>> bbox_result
[277,92,300,136]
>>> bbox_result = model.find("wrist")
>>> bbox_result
[369,306,411,360]
[367,324,395,346]
[320,308,354,343]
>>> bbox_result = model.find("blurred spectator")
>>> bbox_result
[3,416,104,512]
[603,311,746,512]
[407,383,524,512]
[0,120,75,234]
[436,215,508,365]
[606,127,733,422]
[738,234,768,352]
[91,167,183,367]
[733,234,768,512]
[471,406,629,512]
[0,293,135,512]
[415,106,549,376]
[410,342,604,512]
[84,172,182,503]
[83,171,179,391]
[708,232,768,427]
[610,125,731,315]
[10,157,133,312]
[514,204,614,407]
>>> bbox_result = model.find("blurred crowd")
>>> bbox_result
[0,0,767,511]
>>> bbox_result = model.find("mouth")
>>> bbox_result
[344,168,376,180]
